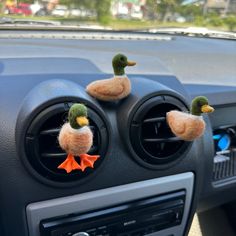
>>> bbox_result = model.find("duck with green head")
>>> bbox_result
[86,53,136,101]
[58,103,99,173]
[167,96,214,141]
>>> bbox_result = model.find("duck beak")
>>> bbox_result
[76,116,89,127]
[201,105,214,113]
[127,61,136,66]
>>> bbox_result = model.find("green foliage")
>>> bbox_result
[176,5,201,19]
[193,16,201,25]
[147,0,202,22]
[194,14,226,28]
[0,0,6,14]
[1,0,235,31]
[145,0,158,19]
[96,0,111,24]
[207,13,223,27]
[223,15,236,31]
[60,0,95,9]
[147,0,236,31]
[194,16,206,26]
[157,0,178,21]
[59,0,72,6]
[58,0,111,24]
[18,0,34,3]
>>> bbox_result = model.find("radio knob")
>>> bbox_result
[72,232,90,236]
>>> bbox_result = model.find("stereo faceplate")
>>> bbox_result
[26,172,194,236]
[40,191,185,236]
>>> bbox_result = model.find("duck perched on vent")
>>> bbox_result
[167,96,214,141]
[58,103,99,173]
[86,53,136,101]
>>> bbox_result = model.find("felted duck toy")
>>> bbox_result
[86,53,136,101]
[58,103,99,173]
[167,96,214,141]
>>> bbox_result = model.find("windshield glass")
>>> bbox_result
[0,0,236,36]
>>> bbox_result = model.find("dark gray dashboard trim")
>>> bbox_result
[26,172,194,236]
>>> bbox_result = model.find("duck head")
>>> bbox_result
[112,54,136,76]
[190,96,214,116]
[68,103,89,129]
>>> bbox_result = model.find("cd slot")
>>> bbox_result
[40,191,185,236]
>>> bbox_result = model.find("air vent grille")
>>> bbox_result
[130,96,190,166]
[213,153,236,181]
[213,125,236,182]
[25,103,108,183]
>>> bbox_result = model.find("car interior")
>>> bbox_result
[1,13,236,236]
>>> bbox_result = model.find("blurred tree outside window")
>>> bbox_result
[0,0,236,32]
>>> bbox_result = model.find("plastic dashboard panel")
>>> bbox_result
[27,172,194,236]
[0,34,236,236]
[0,70,205,236]
[185,84,236,212]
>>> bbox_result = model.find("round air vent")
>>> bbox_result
[130,95,191,166]
[25,102,108,183]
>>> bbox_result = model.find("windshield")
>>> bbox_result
[0,0,236,36]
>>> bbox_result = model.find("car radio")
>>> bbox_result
[40,191,185,236]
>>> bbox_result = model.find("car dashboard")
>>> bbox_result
[0,31,236,236]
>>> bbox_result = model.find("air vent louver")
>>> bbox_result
[25,103,108,183]
[213,125,236,182]
[130,96,191,166]
[213,154,236,181]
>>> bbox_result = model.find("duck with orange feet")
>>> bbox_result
[58,103,99,173]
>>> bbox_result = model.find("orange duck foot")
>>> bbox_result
[58,153,81,173]
[79,154,100,172]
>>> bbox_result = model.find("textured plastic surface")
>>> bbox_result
[0,72,203,236]
[27,172,194,236]
[185,84,236,212]
[1,35,235,236]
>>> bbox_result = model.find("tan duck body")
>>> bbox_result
[58,124,99,173]
[86,53,136,101]
[59,124,93,156]
[57,103,99,173]
[167,111,205,141]
[86,75,131,101]
[166,96,214,141]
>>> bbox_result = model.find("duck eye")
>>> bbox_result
[120,57,124,61]
[197,101,202,107]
